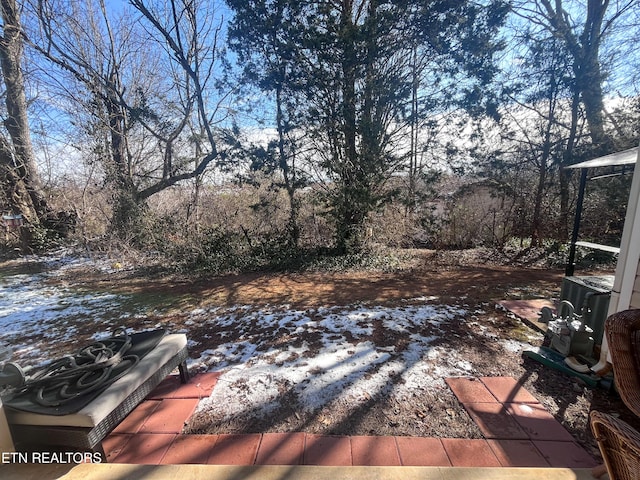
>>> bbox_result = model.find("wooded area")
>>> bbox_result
[0,0,638,270]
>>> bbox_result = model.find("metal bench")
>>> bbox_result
[4,333,189,459]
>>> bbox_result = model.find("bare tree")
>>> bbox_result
[513,0,636,150]
[128,0,227,197]
[0,0,48,228]
[29,0,230,237]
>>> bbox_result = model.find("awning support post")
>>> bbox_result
[566,168,588,276]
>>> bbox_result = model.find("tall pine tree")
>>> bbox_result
[227,0,509,252]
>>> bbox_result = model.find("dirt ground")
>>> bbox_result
[6,248,640,460]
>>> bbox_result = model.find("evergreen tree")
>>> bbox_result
[227,0,509,253]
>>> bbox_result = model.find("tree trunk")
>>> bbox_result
[576,53,608,148]
[276,77,300,248]
[538,0,612,149]
[531,146,550,247]
[337,0,360,253]
[559,90,581,239]
[102,70,143,236]
[0,134,37,238]
[407,45,419,216]
[0,0,49,225]
[575,1,610,149]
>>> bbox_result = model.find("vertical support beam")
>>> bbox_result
[566,168,588,276]
[610,146,640,313]
[596,144,640,370]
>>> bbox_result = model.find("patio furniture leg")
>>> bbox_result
[93,441,106,461]
[178,360,189,383]
[591,463,608,478]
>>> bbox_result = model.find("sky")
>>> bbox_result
[21,0,640,184]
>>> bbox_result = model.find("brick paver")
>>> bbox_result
[303,435,352,466]
[505,402,576,442]
[441,438,501,467]
[480,376,540,404]
[148,372,221,400]
[137,398,200,434]
[255,432,305,465]
[101,373,598,469]
[112,400,161,434]
[533,440,599,468]
[487,439,550,467]
[351,435,401,466]
[160,434,219,464]
[445,377,498,403]
[395,437,451,466]
[207,433,261,465]
[462,402,528,439]
[110,433,176,464]
[101,433,133,462]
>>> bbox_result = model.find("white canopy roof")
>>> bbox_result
[566,147,638,169]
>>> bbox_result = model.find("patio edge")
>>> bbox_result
[3,462,598,480]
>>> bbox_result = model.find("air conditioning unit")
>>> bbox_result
[560,275,613,345]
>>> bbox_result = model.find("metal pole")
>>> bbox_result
[566,168,588,276]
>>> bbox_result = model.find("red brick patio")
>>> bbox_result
[102,372,598,468]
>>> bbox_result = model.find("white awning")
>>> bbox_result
[566,147,638,169]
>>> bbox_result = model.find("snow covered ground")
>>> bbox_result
[0,253,541,429]
[0,254,130,367]
[187,302,480,427]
